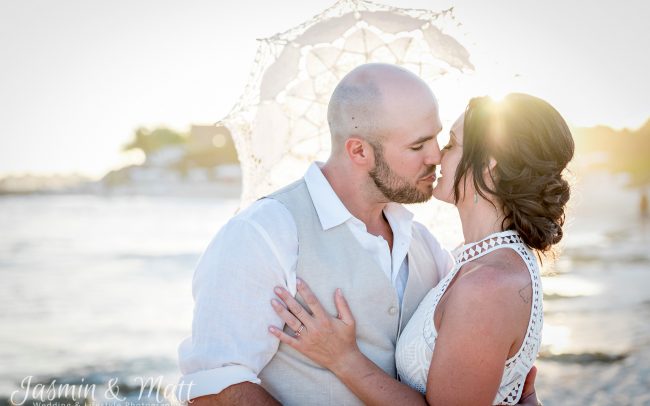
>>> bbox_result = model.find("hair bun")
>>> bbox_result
[503,172,570,251]
[457,93,575,252]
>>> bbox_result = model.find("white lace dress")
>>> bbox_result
[395,230,543,405]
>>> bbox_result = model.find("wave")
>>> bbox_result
[539,351,629,364]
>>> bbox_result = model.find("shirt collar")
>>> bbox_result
[303,162,415,237]
[383,202,415,243]
[304,162,353,230]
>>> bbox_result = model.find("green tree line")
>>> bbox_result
[572,119,650,188]
[122,126,239,169]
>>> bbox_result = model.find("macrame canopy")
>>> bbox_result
[221,0,474,207]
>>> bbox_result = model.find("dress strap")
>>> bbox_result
[454,230,525,266]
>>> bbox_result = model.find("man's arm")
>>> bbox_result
[177,199,298,402]
[189,383,280,406]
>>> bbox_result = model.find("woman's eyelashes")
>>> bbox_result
[411,145,424,151]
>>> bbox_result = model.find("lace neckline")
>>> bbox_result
[454,230,524,266]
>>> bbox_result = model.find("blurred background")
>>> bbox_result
[1,1,649,405]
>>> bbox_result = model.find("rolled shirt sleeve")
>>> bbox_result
[176,199,298,401]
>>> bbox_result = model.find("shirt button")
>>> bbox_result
[388,306,398,315]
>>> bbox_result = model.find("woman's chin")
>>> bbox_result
[432,185,454,204]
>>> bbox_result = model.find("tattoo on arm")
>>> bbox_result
[518,282,532,304]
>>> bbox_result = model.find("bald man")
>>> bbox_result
[176,64,536,405]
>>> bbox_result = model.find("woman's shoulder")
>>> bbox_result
[453,251,533,314]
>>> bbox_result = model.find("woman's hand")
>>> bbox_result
[268,278,360,373]
[270,279,428,406]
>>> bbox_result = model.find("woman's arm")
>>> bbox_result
[269,279,427,406]
[331,349,429,405]
[270,276,538,406]
[425,265,527,405]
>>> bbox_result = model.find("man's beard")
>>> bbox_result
[368,143,435,204]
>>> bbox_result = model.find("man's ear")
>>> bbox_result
[345,137,373,165]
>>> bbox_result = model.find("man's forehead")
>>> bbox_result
[428,113,444,136]
[389,127,441,147]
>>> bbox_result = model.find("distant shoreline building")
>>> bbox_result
[98,124,242,197]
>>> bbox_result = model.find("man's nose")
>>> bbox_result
[424,141,442,165]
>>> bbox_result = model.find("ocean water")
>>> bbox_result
[0,195,240,402]
[1,171,649,404]
[534,173,650,405]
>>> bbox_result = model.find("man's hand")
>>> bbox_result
[518,365,541,405]
[188,382,280,406]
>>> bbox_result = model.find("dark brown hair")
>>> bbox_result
[453,93,575,251]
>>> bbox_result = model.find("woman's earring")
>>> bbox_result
[474,192,478,204]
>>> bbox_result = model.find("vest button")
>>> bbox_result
[388,306,398,315]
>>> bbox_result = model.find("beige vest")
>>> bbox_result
[259,180,440,405]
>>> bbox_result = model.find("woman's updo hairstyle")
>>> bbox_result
[453,93,575,252]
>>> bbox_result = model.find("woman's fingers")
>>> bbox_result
[274,286,314,328]
[268,325,300,348]
[271,298,304,334]
[296,278,328,320]
[334,288,355,326]
[274,282,353,333]
[521,365,538,399]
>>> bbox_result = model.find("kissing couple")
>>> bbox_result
[177,63,574,405]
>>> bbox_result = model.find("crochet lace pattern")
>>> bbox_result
[395,230,543,404]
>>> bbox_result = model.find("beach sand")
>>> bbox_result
[534,172,650,405]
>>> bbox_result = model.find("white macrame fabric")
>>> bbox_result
[220,0,474,207]
[395,230,543,405]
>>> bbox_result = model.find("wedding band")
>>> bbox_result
[295,324,305,337]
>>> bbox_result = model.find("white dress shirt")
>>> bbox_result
[176,163,453,401]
